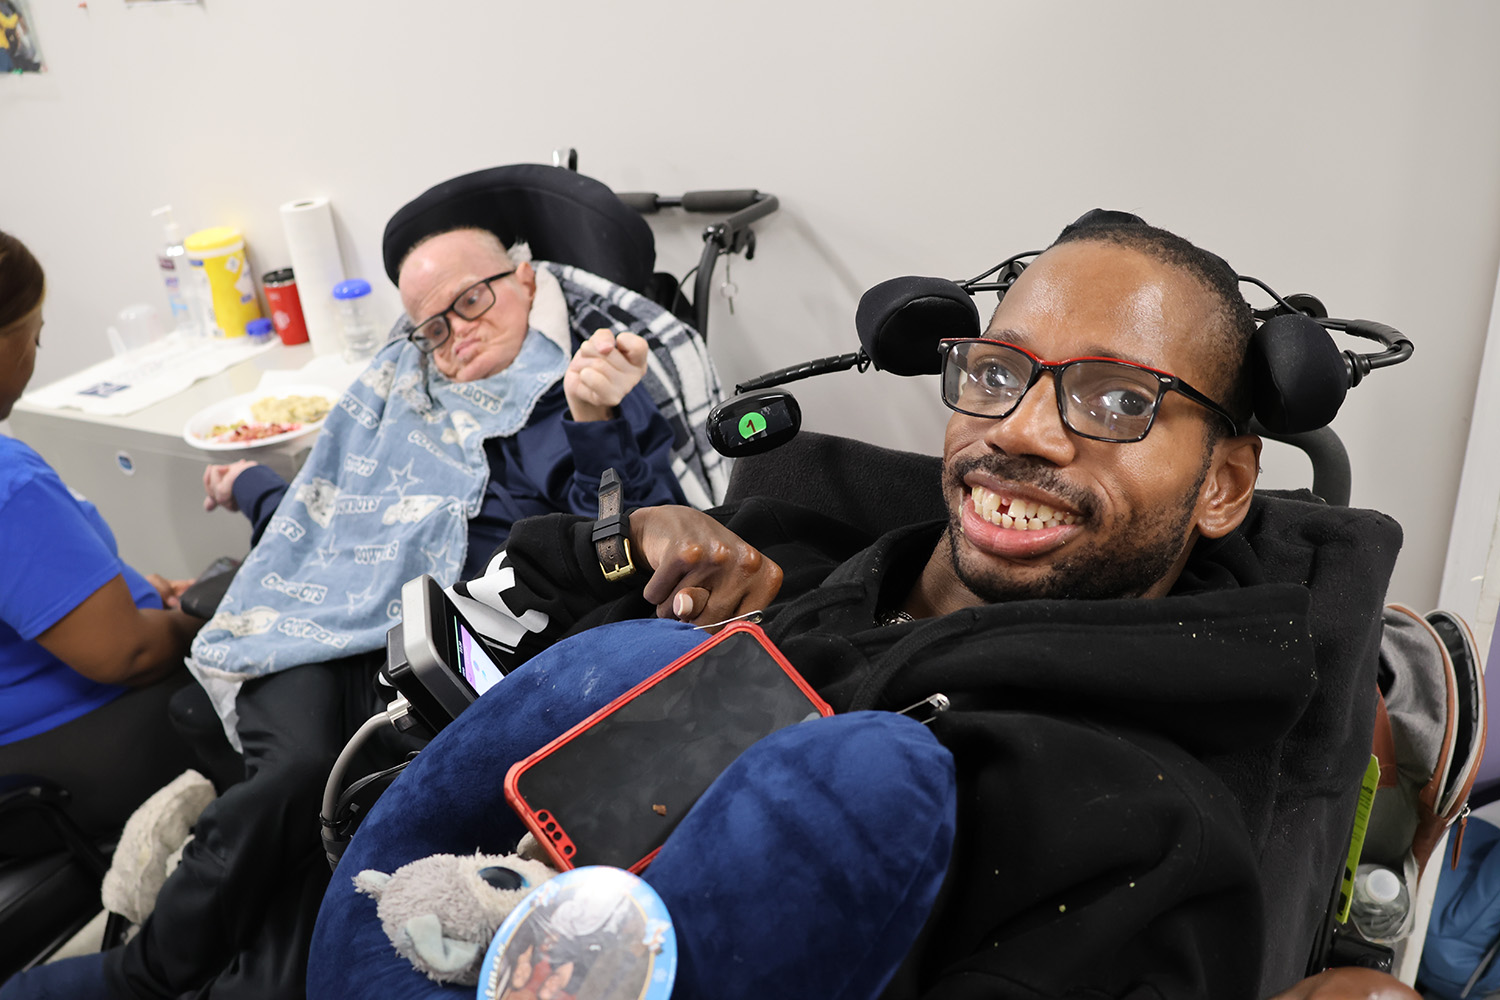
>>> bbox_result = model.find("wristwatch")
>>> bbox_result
[593,468,636,582]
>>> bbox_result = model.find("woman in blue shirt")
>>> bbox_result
[0,229,207,856]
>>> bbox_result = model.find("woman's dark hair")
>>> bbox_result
[0,229,45,334]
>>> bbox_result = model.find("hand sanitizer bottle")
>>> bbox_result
[152,206,196,336]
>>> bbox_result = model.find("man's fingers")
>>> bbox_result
[573,364,633,408]
[656,587,710,622]
[640,539,725,605]
[614,331,650,366]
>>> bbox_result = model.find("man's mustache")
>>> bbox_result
[946,453,1098,520]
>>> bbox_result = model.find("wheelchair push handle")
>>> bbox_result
[616,189,767,215]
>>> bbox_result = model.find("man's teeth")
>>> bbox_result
[971,486,1078,530]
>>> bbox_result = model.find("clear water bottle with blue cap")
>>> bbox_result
[332,278,380,363]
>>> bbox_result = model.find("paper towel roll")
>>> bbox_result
[279,197,347,357]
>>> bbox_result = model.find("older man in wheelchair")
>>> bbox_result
[292,211,1434,1000]
[0,168,731,999]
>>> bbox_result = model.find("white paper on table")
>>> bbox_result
[22,334,279,417]
[253,353,367,398]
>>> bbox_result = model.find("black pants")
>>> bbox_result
[0,668,202,859]
[103,653,412,1000]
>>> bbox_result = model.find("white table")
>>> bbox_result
[9,343,329,580]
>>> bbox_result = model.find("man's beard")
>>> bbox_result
[943,450,1211,603]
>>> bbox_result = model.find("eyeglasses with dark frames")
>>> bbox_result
[406,269,518,354]
[937,338,1241,443]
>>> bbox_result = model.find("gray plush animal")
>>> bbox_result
[353,851,558,985]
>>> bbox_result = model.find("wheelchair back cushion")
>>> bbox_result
[308,619,956,1000]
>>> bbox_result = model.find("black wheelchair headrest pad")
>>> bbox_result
[381,164,656,293]
[854,275,981,376]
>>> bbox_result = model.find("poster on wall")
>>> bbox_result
[1,0,43,74]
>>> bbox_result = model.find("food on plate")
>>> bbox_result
[206,421,303,444]
[250,393,333,424]
[196,392,334,445]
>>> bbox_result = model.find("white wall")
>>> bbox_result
[3,0,1497,608]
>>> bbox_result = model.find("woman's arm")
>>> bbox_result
[34,574,203,686]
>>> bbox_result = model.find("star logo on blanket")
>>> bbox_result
[345,581,380,613]
[422,541,461,579]
[309,543,340,569]
[383,459,423,497]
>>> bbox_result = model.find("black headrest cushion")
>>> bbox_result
[1249,313,1349,433]
[381,164,655,293]
[855,276,981,376]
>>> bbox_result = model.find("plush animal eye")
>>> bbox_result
[478,865,526,890]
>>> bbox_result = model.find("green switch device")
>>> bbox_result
[707,390,801,457]
[738,411,768,438]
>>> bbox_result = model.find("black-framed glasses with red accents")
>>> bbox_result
[937,338,1242,443]
[407,269,518,354]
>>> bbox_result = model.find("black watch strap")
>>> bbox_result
[592,468,635,582]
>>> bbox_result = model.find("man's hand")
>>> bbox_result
[564,329,651,422]
[145,573,195,610]
[203,459,259,512]
[628,506,784,630]
[1267,968,1421,1000]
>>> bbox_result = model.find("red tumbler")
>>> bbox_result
[263,269,310,346]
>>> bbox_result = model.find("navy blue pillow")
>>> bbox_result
[308,619,955,1000]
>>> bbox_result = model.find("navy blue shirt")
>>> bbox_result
[233,381,686,579]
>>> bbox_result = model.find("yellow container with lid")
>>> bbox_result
[184,226,262,338]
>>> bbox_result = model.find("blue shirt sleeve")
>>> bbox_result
[463,382,688,579]
[232,463,291,546]
[0,469,151,640]
[556,383,689,516]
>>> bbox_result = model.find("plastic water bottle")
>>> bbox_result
[332,279,380,363]
[1349,863,1410,943]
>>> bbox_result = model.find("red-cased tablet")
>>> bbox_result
[504,622,832,872]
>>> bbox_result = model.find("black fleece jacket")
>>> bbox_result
[482,491,1400,998]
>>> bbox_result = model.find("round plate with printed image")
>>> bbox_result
[182,383,339,452]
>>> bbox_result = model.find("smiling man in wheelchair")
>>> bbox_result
[302,211,1420,1000]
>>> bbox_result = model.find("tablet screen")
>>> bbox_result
[456,618,504,695]
[508,627,829,870]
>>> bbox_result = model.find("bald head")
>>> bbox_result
[397,228,537,383]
